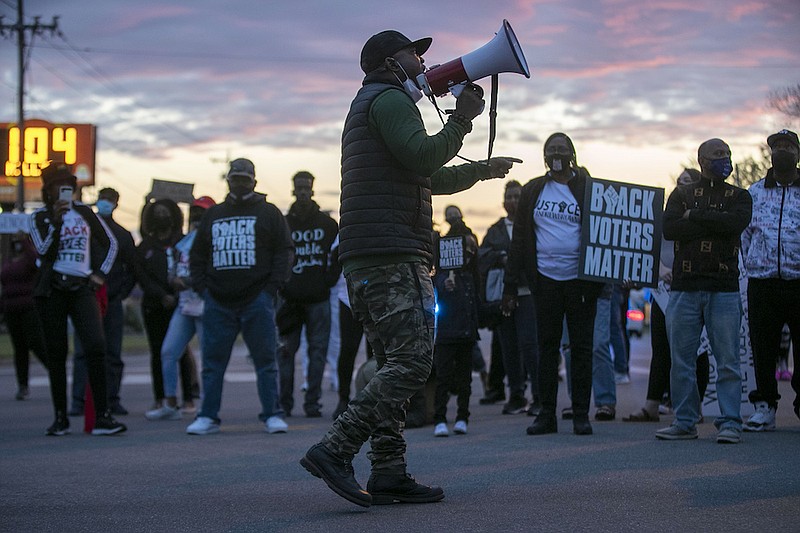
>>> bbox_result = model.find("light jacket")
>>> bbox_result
[742,167,800,280]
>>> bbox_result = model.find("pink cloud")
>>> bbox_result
[104,5,193,32]
[539,56,678,78]
[727,2,766,21]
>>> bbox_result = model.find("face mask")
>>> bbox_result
[772,150,797,173]
[545,154,571,172]
[392,61,423,103]
[229,184,254,200]
[709,157,733,179]
[96,199,115,216]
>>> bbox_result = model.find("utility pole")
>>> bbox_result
[0,0,60,212]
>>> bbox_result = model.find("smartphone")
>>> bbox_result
[58,186,73,207]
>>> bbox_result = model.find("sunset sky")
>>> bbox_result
[1,0,798,238]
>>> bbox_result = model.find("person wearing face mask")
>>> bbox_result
[276,171,338,419]
[146,195,216,421]
[502,133,604,437]
[187,158,293,436]
[137,198,201,417]
[657,138,752,444]
[1,232,48,401]
[301,29,521,508]
[69,188,139,417]
[29,163,125,436]
[741,129,800,431]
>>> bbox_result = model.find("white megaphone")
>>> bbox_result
[416,19,530,97]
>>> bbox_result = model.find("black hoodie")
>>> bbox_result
[190,192,293,306]
[282,200,339,304]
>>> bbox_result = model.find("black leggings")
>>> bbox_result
[37,286,108,414]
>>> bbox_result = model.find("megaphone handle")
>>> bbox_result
[487,74,498,160]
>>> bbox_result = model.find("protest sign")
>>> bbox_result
[579,178,664,287]
[438,236,465,270]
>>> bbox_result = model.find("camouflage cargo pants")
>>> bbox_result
[322,262,435,475]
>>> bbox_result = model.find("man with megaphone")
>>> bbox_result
[301,28,522,508]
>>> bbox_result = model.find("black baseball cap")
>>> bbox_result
[360,30,432,74]
[227,158,256,179]
[767,129,799,150]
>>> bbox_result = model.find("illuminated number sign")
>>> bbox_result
[0,119,96,203]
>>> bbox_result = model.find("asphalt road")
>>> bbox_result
[1,332,798,532]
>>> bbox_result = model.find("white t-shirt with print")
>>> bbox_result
[53,209,93,278]
[534,180,581,281]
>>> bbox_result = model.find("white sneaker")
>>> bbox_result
[265,416,288,434]
[145,405,182,421]
[615,372,631,384]
[453,420,468,434]
[434,422,449,437]
[743,401,776,432]
[186,416,220,435]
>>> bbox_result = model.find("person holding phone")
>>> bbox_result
[29,163,126,437]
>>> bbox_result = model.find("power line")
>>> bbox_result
[25,42,800,70]
[0,4,60,211]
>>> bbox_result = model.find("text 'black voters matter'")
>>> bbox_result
[579,178,664,287]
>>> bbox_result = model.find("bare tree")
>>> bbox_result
[732,145,770,188]
[768,83,800,118]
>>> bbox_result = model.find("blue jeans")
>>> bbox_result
[666,291,742,431]
[199,291,283,422]
[278,299,331,414]
[162,309,203,399]
[610,285,629,374]
[592,296,616,407]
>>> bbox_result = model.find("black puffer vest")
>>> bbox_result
[339,82,433,264]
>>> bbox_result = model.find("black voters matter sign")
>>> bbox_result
[578,178,664,287]
[438,236,465,270]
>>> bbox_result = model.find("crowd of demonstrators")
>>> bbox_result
[741,129,800,430]
[1,231,47,400]
[70,187,139,417]
[504,133,602,437]
[145,196,215,421]
[28,163,126,436]
[658,138,753,444]
[300,28,519,508]
[2,95,796,519]
[277,171,339,419]
[187,158,293,436]
[432,209,481,437]
[138,198,201,414]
